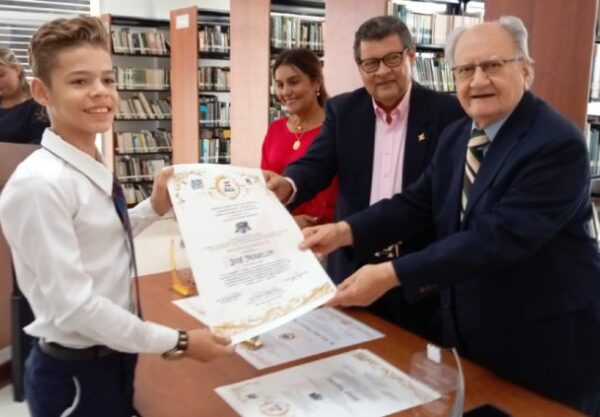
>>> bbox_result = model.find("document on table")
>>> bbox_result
[167,164,336,344]
[236,307,384,369]
[216,348,441,417]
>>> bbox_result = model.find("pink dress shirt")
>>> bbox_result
[369,83,412,205]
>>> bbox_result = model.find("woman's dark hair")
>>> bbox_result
[272,48,328,107]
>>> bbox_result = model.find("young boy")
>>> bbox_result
[0,16,233,417]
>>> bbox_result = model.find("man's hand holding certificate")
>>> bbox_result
[167,164,336,344]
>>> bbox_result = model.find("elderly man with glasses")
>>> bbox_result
[264,15,464,343]
[299,16,600,416]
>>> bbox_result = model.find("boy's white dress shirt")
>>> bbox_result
[0,129,177,353]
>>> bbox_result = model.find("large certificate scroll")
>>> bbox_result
[167,164,336,344]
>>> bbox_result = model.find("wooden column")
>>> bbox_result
[230,0,270,168]
[170,7,200,163]
[324,0,387,96]
[485,0,598,130]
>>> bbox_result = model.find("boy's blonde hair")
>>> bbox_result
[0,47,31,98]
[29,16,109,84]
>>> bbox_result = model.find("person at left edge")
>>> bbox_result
[0,47,49,143]
[0,16,234,417]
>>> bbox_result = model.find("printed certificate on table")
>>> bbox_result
[236,307,384,369]
[216,348,441,417]
[167,164,336,344]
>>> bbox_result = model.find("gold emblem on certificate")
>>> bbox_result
[215,174,241,200]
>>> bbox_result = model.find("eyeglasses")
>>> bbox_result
[356,49,408,73]
[451,57,524,81]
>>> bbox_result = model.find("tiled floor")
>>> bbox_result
[0,217,180,415]
[0,385,28,417]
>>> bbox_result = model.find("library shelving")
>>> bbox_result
[269,0,325,123]
[169,7,231,165]
[387,0,484,93]
[229,0,389,168]
[101,14,173,206]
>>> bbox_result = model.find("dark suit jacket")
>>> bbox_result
[284,84,464,339]
[348,91,600,399]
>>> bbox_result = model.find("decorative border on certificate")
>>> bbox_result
[170,169,264,205]
[353,350,436,404]
[213,283,335,336]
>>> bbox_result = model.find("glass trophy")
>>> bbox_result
[169,237,197,296]
[409,343,465,417]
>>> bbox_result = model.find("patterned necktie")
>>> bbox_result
[112,174,142,317]
[461,129,490,218]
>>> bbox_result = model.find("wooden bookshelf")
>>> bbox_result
[170,7,232,165]
[229,0,391,167]
[485,0,598,131]
[101,14,173,206]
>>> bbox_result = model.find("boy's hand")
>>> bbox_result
[186,328,235,362]
[263,170,293,203]
[150,166,174,216]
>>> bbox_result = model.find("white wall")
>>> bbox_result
[98,0,153,17]
[99,0,229,18]
[153,0,229,19]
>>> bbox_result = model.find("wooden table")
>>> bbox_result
[135,272,584,417]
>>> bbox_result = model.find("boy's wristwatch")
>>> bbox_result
[161,329,188,360]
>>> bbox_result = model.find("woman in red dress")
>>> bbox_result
[261,48,338,228]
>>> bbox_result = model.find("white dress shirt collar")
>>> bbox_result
[41,129,113,196]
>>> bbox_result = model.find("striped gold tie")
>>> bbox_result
[461,129,490,218]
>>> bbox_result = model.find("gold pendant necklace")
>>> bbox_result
[293,136,302,150]
[291,116,306,151]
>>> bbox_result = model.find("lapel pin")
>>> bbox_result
[418,133,426,142]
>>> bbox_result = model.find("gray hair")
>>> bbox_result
[445,15,534,86]
[353,15,414,62]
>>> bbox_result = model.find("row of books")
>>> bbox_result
[413,52,455,92]
[270,14,324,52]
[123,183,153,205]
[199,67,230,91]
[590,44,600,100]
[114,67,170,90]
[587,124,600,176]
[111,28,169,55]
[391,5,482,46]
[115,129,173,154]
[200,127,231,140]
[115,154,171,182]
[199,138,231,164]
[199,25,230,53]
[200,95,230,127]
[116,94,172,120]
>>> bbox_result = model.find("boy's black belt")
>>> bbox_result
[39,339,116,361]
